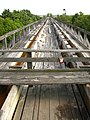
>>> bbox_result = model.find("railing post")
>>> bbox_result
[22,29,25,37]
[84,34,90,48]
[27,52,32,69]
[12,33,15,47]
[26,26,30,35]
[2,37,7,55]
[2,37,7,49]
[18,31,21,41]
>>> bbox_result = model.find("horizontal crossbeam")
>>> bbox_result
[0,68,90,85]
[0,49,90,52]
[0,57,90,62]
[0,68,90,72]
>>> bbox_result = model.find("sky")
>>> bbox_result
[0,0,90,15]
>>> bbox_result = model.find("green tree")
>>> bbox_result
[0,17,5,36]
[2,9,13,19]
[3,18,17,33]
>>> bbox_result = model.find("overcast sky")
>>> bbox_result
[0,0,90,15]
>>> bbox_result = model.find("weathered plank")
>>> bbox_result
[57,84,74,119]
[0,86,22,120]
[0,57,89,62]
[21,86,37,120]
[49,85,59,120]
[64,85,82,119]
[13,85,28,120]
[38,85,50,120]
[72,85,90,119]
[32,85,41,120]
[0,49,90,52]
[0,71,89,85]
[0,68,90,72]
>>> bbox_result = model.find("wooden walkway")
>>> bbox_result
[13,85,89,120]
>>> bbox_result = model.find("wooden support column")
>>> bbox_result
[22,29,26,40]
[78,31,83,42]
[27,52,32,69]
[18,31,21,41]
[2,38,7,55]
[22,29,25,37]
[12,33,15,47]
[26,26,30,35]
[84,34,90,48]
[2,38,7,49]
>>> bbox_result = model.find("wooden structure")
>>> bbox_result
[0,19,43,51]
[0,18,90,120]
[0,49,90,85]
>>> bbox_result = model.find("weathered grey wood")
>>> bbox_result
[0,57,89,62]
[12,34,15,47]
[13,85,28,120]
[80,65,90,68]
[64,85,82,119]
[0,71,89,85]
[57,20,90,36]
[72,85,90,119]
[50,85,59,120]
[0,68,89,72]
[22,29,25,38]
[0,49,90,52]
[32,85,41,120]
[39,85,50,120]
[0,86,22,120]
[57,85,74,119]
[21,86,37,120]
[17,31,21,41]
[2,38,7,49]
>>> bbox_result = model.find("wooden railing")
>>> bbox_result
[0,48,89,69]
[0,49,89,85]
[0,19,43,50]
[54,19,90,49]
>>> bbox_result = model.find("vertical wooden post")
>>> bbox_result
[22,29,26,40]
[22,29,25,37]
[2,37,7,49]
[84,33,90,48]
[28,26,30,34]
[27,52,32,69]
[26,26,30,35]
[27,52,33,87]
[12,33,15,47]
[18,31,21,41]
[2,37,7,54]
[78,31,83,42]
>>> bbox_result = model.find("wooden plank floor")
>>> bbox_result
[12,84,90,120]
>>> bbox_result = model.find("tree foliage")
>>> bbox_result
[0,9,41,36]
[56,12,90,32]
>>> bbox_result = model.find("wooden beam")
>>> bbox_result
[0,71,89,85]
[0,49,90,53]
[0,86,22,120]
[0,57,89,62]
[0,73,89,85]
[0,68,90,72]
